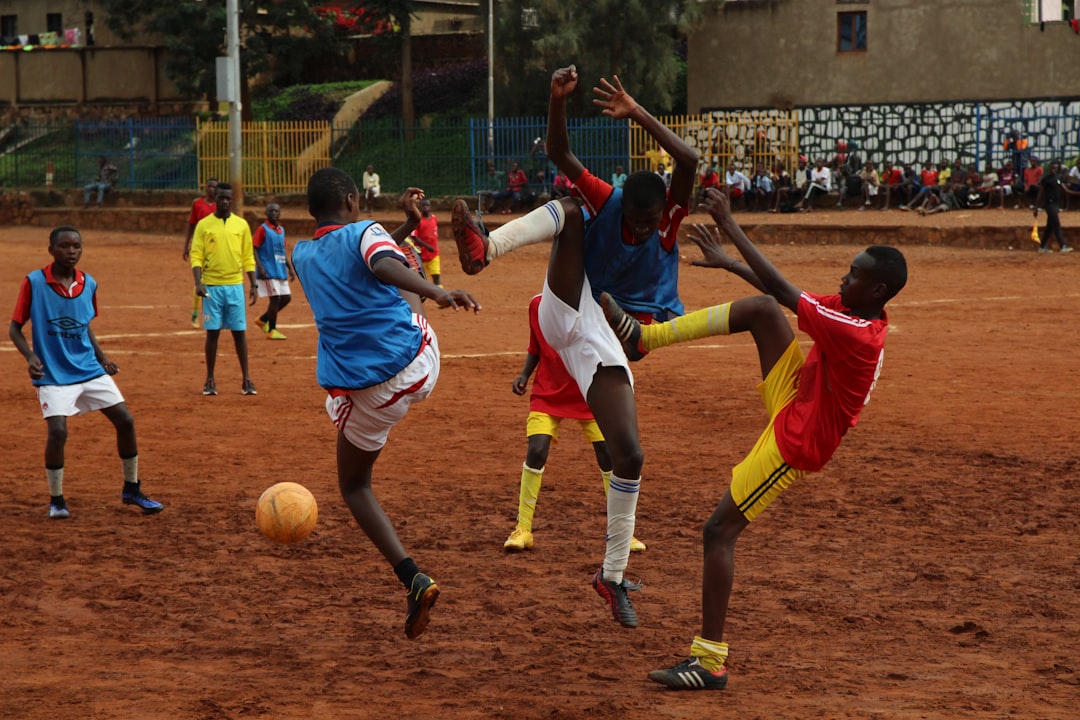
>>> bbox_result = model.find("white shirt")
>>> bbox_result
[811,166,832,190]
[725,170,751,191]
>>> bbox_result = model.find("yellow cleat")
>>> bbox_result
[504,526,534,552]
[266,329,287,340]
[630,536,647,553]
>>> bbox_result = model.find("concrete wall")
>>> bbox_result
[689,0,1080,111]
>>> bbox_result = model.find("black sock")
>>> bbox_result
[123,480,140,494]
[50,495,66,508]
[393,557,421,590]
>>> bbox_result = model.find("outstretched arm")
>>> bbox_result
[546,66,586,181]
[594,74,698,207]
[701,188,801,311]
[685,223,768,294]
[371,256,481,314]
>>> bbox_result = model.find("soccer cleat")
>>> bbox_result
[190,312,200,329]
[404,572,440,639]
[241,379,258,396]
[122,487,164,515]
[1038,247,1052,254]
[261,321,270,334]
[592,568,641,628]
[630,536,647,553]
[266,329,287,340]
[48,498,70,519]
[648,658,729,690]
[1061,246,1074,253]
[504,526,534,552]
[451,199,491,275]
[202,379,217,396]
[598,292,649,361]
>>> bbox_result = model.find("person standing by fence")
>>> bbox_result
[182,178,218,329]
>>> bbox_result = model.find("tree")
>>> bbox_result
[492,0,721,116]
[99,0,340,118]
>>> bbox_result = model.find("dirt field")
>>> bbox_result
[0,213,1077,720]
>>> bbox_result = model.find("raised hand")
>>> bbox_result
[593,75,638,120]
[700,187,732,224]
[401,187,425,223]
[686,224,738,269]
[550,65,579,99]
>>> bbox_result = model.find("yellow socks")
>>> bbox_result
[516,463,544,531]
[641,302,732,351]
[690,636,729,672]
[601,469,613,496]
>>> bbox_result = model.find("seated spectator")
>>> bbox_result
[769,160,794,213]
[1064,159,1080,209]
[362,164,381,214]
[723,162,751,209]
[83,156,118,209]
[610,164,627,189]
[478,162,506,212]
[858,161,880,211]
[491,161,529,214]
[748,163,775,212]
[996,159,1019,209]
[920,181,963,215]
[900,161,940,211]
[878,161,904,210]
[775,155,810,212]
[960,164,985,208]
[694,165,721,210]
[1022,156,1044,209]
[978,163,1001,208]
[551,169,572,199]
[795,158,832,212]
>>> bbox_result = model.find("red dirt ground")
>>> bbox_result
[0,211,1077,719]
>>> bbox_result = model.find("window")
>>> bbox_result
[47,13,62,34]
[1,15,17,39]
[838,11,867,52]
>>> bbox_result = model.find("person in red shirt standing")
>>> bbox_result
[182,178,218,328]
[601,188,907,691]
[504,294,646,554]
[1022,156,1044,209]
[409,198,441,287]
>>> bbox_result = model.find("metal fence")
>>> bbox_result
[0,104,1076,196]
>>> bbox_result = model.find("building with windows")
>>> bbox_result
[688,0,1080,111]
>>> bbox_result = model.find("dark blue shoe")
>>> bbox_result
[122,486,164,514]
[404,573,439,639]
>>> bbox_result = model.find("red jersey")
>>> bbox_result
[999,169,1016,186]
[775,292,889,472]
[507,169,529,192]
[188,197,215,227]
[572,168,687,252]
[413,214,439,262]
[526,295,593,419]
[882,168,902,185]
[1023,166,1043,189]
[920,169,938,187]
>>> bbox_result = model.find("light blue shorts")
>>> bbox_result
[202,284,247,331]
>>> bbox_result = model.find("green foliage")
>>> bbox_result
[491,0,719,116]
[98,0,340,98]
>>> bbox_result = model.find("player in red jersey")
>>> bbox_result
[504,294,645,553]
[601,187,907,690]
[183,178,219,328]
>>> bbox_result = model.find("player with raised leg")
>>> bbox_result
[291,170,480,639]
[601,187,907,688]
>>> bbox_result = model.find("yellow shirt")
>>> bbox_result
[190,212,254,286]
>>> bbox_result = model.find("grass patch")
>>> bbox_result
[253,81,380,121]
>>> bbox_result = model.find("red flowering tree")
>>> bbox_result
[313,5,397,36]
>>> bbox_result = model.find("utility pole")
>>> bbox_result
[487,0,494,158]
[227,0,243,212]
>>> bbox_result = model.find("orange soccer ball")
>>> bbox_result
[255,482,318,544]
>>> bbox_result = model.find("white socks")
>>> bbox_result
[602,474,641,584]
[47,467,64,497]
[488,200,566,260]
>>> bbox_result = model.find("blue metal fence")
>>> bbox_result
[73,118,197,190]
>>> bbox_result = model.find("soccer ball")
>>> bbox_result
[255,482,318,544]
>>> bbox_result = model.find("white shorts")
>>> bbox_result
[325,315,440,452]
[36,374,124,418]
[537,276,632,401]
[257,278,291,298]
[999,185,1014,196]
[866,185,879,197]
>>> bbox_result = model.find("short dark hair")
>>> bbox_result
[865,246,907,302]
[49,225,80,246]
[206,177,219,184]
[621,170,666,210]
[307,167,358,218]
[215,182,232,193]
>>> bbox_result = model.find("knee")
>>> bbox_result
[747,293,783,320]
[618,443,644,477]
[702,513,738,550]
[112,408,135,435]
[47,424,68,447]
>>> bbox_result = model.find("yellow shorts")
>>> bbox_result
[731,340,808,522]
[526,411,604,444]
[423,256,441,279]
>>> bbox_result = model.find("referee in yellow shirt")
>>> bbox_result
[189,182,258,397]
